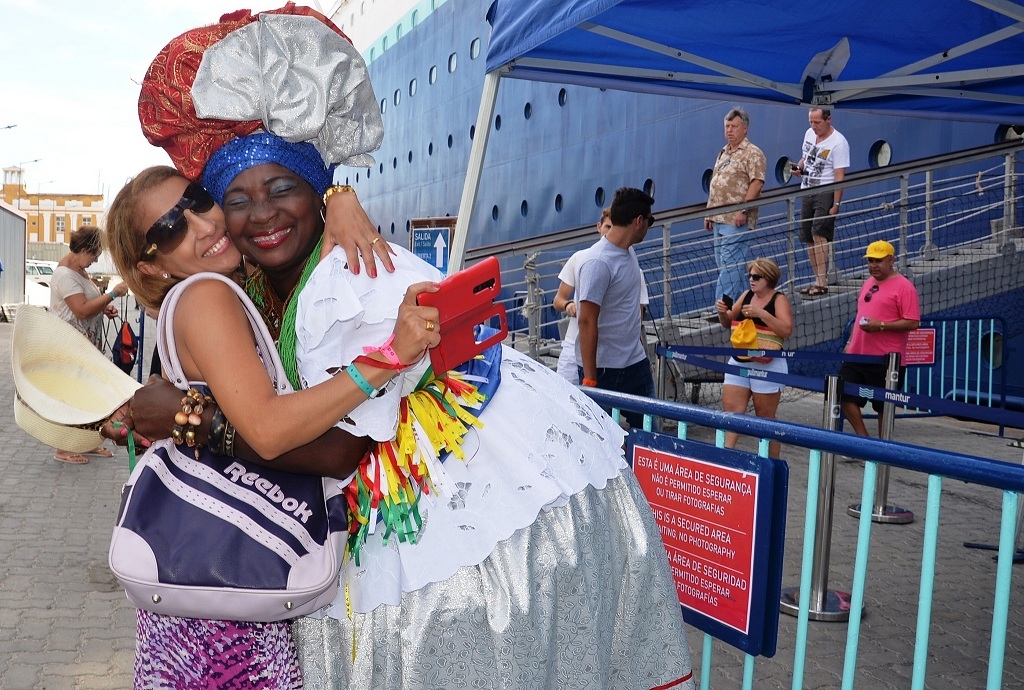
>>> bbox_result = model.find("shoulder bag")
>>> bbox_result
[108,273,346,622]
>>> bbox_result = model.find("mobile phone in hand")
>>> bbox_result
[721,294,733,309]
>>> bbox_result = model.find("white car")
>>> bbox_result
[26,260,57,287]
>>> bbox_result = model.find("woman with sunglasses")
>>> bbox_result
[715,257,793,458]
[106,164,440,687]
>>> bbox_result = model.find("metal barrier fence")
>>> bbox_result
[582,386,1023,690]
[468,139,1024,364]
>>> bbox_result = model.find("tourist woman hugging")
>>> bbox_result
[105,165,440,686]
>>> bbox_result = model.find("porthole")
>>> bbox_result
[367,168,371,179]
[869,140,892,168]
[776,157,795,185]
[447,134,453,149]
[380,98,387,114]
[448,53,457,73]
[491,205,499,221]
[409,79,417,97]
[428,142,434,156]
[981,332,1004,369]
[495,115,502,130]
[558,89,567,107]
[594,187,605,207]
[411,10,418,26]
[554,194,563,212]
[701,169,713,194]
[406,219,412,233]
[356,172,360,182]
[390,222,396,235]
[469,125,475,140]
[369,47,375,61]
[394,89,401,106]
[520,200,528,217]
[524,102,532,120]
[470,38,481,59]
[408,151,413,163]
[396,24,402,41]
[382,36,388,51]
[392,157,397,169]
[429,66,437,84]
[643,178,655,198]
[379,163,384,174]
[344,176,350,185]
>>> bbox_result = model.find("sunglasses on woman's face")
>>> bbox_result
[139,183,216,261]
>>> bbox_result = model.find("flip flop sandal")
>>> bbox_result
[54,453,89,465]
[807,285,829,296]
[81,447,115,458]
[799,286,813,295]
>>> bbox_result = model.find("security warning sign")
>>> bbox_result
[629,432,788,657]
[635,448,758,631]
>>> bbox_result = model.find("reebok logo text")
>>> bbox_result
[224,463,314,523]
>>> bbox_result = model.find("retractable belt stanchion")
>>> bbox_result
[780,375,853,621]
[848,352,915,524]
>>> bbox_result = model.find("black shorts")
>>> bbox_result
[799,191,837,243]
[838,361,906,413]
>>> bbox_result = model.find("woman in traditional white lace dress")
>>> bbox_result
[132,5,695,688]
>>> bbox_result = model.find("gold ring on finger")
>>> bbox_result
[371,237,381,246]
[425,319,435,332]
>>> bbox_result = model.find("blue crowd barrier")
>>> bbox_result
[658,345,1024,431]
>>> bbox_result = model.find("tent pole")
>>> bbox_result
[450,69,503,273]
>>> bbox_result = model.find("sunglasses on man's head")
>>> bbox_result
[864,284,880,302]
[139,183,215,261]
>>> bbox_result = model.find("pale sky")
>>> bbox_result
[0,0,334,204]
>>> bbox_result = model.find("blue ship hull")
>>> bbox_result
[338,0,1024,411]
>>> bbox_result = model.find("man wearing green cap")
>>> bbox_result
[839,240,921,437]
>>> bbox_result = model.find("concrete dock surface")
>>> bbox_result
[0,319,1021,689]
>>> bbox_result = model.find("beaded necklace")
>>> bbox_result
[244,237,324,390]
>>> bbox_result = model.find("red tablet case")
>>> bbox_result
[417,256,508,372]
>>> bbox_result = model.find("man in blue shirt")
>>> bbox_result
[576,187,655,428]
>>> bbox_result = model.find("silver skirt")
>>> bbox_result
[292,471,694,689]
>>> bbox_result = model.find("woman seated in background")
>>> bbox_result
[715,257,793,457]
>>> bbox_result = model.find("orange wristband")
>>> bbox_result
[581,378,598,387]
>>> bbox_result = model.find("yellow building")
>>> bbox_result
[1,167,104,245]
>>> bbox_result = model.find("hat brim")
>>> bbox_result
[14,397,104,453]
[12,306,142,426]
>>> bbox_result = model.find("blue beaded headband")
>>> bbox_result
[201,131,336,205]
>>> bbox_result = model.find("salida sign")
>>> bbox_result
[630,433,788,657]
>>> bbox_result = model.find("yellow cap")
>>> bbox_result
[864,240,895,259]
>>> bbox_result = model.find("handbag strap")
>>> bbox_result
[157,272,291,395]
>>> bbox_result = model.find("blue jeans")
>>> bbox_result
[713,222,753,303]
[579,357,655,429]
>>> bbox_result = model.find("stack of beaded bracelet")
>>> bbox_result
[173,388,213,458]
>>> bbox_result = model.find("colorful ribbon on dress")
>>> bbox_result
[343,339,502,565]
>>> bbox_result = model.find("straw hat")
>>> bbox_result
[12,306,142,451]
